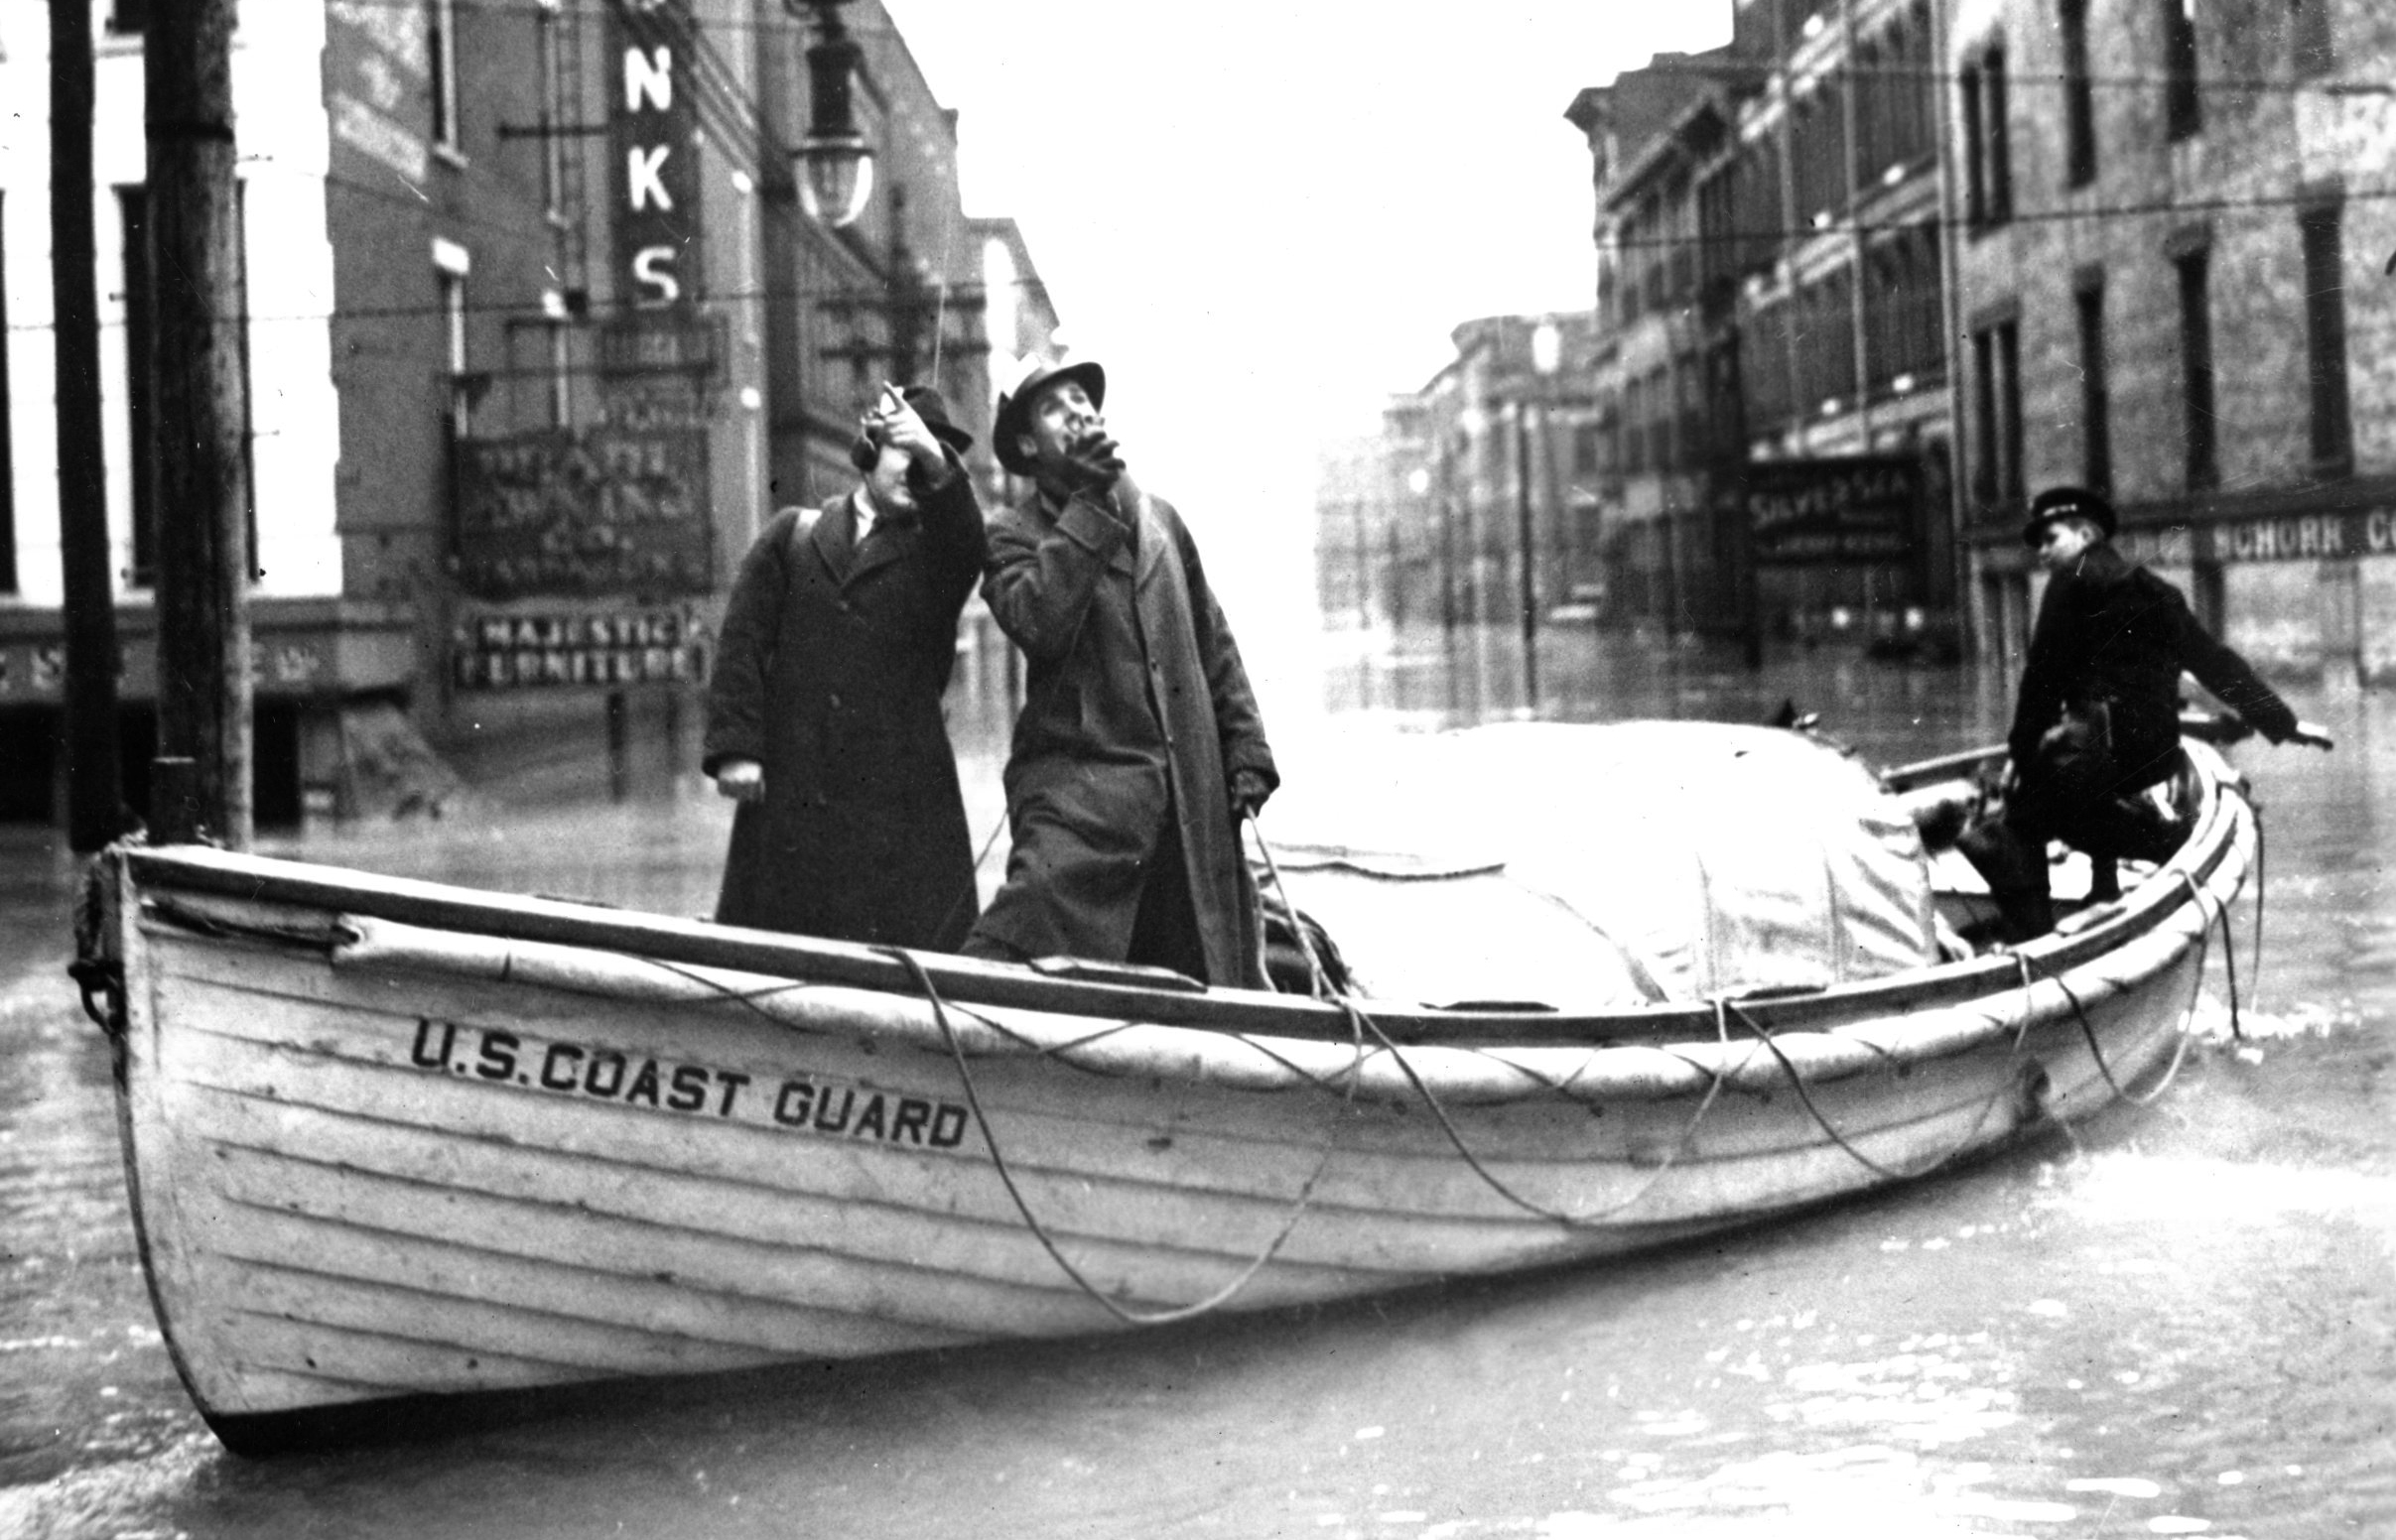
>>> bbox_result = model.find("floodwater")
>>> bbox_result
[4,627,2391,1540]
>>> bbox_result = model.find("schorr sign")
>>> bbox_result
[453,427,715,599]
[1735,456,1924,567]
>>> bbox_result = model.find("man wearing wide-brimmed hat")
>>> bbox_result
[703,382,987,949]
[961,358,1278,986]
[1958,484,2328,940]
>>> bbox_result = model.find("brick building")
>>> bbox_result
[1950,0,2396,686]
[1569,0,1957,654]
[1313,315,1598,655]
[1568,47,1756,640]
[0,0,1051,827]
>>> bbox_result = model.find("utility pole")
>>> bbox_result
[51,0,125,852]
[1514,400,1539,708]
[145,0,252,846]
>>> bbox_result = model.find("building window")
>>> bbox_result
[2177,249,2216,488]
[1745,299,1794,429]
[548,317,574,428]
[1959,42,2012,228]
[2075,282,2112,494]
[119,187,157,590]
[1791,82,1849,227]
[1675,350,1706,466]
[537,1,572,220]
[2164,0,2201,141]
[443,274,471,437]
[2061,0,2096,187]
[435,238,474,445]
[1646,364,1671,472]
[430,0,462,153]
[1624,374,1649,475]
[2302,201,2352,474]
[1970,318,2023,509]
[2291,0,2334,78]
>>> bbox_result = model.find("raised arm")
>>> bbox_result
[914,448,988,608]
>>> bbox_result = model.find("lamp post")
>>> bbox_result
[789,0,874,228]
[1516,321,1562,708]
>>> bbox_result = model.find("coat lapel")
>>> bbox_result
[807,492,859,586]
[1127,487,1164,585]
[847,506,914,587]
[1106,486,1148,579]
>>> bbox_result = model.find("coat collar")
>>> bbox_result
[1034,484,1158,580]
[807,488,914,588]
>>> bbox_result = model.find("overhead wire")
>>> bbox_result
[297,0,2395,103]
[23,3,2376,337]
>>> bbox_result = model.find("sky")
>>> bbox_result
[875,2,1734,691]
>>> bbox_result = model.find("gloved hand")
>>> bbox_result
[1060,431,1127,496]
[2286,721,2335,750]
[1228,767,1273,820]
[713,758,765,803]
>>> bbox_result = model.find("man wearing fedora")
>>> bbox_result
[961,359,1278,987]
[703,382,986,950]
[1959,484,2329,940]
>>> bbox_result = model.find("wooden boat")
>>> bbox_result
[75,722,2257,1453]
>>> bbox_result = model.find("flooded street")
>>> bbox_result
[4,631,2390,1540]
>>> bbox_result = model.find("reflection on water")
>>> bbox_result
[2,627,2391,1539]
[1322,623,2016,773]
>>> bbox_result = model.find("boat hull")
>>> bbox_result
[89,744,2253,1450]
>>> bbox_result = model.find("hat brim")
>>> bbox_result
[2021,508,2118,547]
[995,361,1107,476]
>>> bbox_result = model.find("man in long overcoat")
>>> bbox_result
[703,384,984,950]
[1961,484,2329,939]
[961,360,1277,987]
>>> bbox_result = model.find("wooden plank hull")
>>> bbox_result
[89,742,2254,1451]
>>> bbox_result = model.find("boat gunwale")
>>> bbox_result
[112,740,2248,1047]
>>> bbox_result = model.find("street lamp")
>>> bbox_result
[790,0,874,228]
[1517,320,1561,707]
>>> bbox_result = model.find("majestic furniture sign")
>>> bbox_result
[450,606,709,690]
[1734,456,1923,566]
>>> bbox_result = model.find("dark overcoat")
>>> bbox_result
[968,482,1276,987]
[702,468,983,949]
[2011,544,2298,787]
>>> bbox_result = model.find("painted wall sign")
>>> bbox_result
[452,427,716,599]
[0,634,363,702]
[2199,508,2396,565]
[450,606,710,690]
[1735,456,1924,567]
[325,0,430,183]
[608,0,702,311]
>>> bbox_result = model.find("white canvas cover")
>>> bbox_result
[1266,720,1942,1009]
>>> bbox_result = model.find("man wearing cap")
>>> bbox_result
[703,383,985,949]
[961,359,1278,987]
[1959,484,2328,940]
